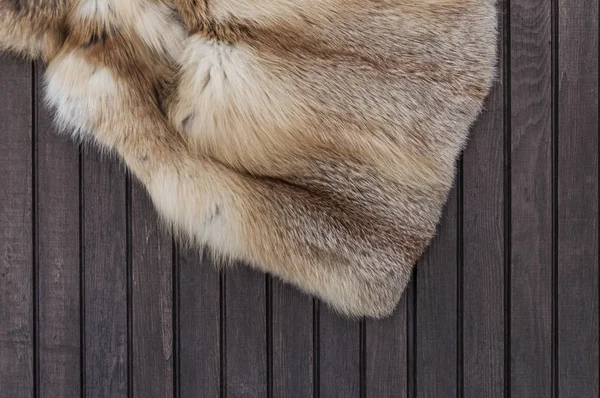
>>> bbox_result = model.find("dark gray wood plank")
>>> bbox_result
[34,64,81,398]
[366,295,408,397]
[226,266,268,396]
[462,93,506,397]
[178,248,221,398]
[130,182,173,398]
[0,55,34,398]
[461,1,506,394]
[83,150,128,397]
[557,0,599,396]
[319,306,360,397]
[416,186,458,397]
[271,279,314,397]
[509,0,553,395]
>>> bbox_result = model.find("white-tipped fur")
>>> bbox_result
[45,52,119,137]
[71,0,186,61]
[77,0,112,18]
[130,2,187,61]
[147,165,245,256]
[170,35,301,165]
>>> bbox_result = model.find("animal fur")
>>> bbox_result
[0,0,497,318]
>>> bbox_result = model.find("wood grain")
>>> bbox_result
[0,55,34,398]
[416,186,459,397]
[130,182,173,397]
[366,296,408,397]
[509,0,553,395]
[319,306,360,397]
[178,248,221,397]
[271,279,314,397]
[557,0,600,395]
[225,266,268,396]
[461,1,506,394]
[82,149,128,398]
[34,64,82,398]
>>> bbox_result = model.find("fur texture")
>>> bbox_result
[0,0,497,318]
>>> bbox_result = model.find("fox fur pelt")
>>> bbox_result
[0,0,497,318]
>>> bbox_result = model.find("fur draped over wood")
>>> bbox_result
[0,0,497,318]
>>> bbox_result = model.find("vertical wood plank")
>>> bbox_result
[83,150,128,397]
[509,0,553,395]
[178,248,221,397]
[557,0,599,396]
[365,297,408,397]
[272,280,313,397]
[226,267,268,396]
[319,307,360,397]
[416,187,459,397]
[35,65,82,398]
[130,183,173,397]
[0,56,33,398]
[461,0,506,394]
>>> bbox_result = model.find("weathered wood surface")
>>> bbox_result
[1,1,598,396]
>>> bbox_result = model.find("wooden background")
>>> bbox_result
[0,0,598,396]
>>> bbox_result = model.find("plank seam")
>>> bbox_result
[550,0,559,395]
[266,275,273,398]
[172,240,180,398]
[79,140,86,397]
[359,319,366,398]
[220,270,227,398]
[126,174,133,398]
[407,276,417,398]
[502,0,512,395]
[457,158,464,398]
[312,299,320,398]
[32,60,40,398]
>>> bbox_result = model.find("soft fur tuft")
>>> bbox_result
[0,0,497,318]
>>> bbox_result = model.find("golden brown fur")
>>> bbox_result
[0,0,497,318]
